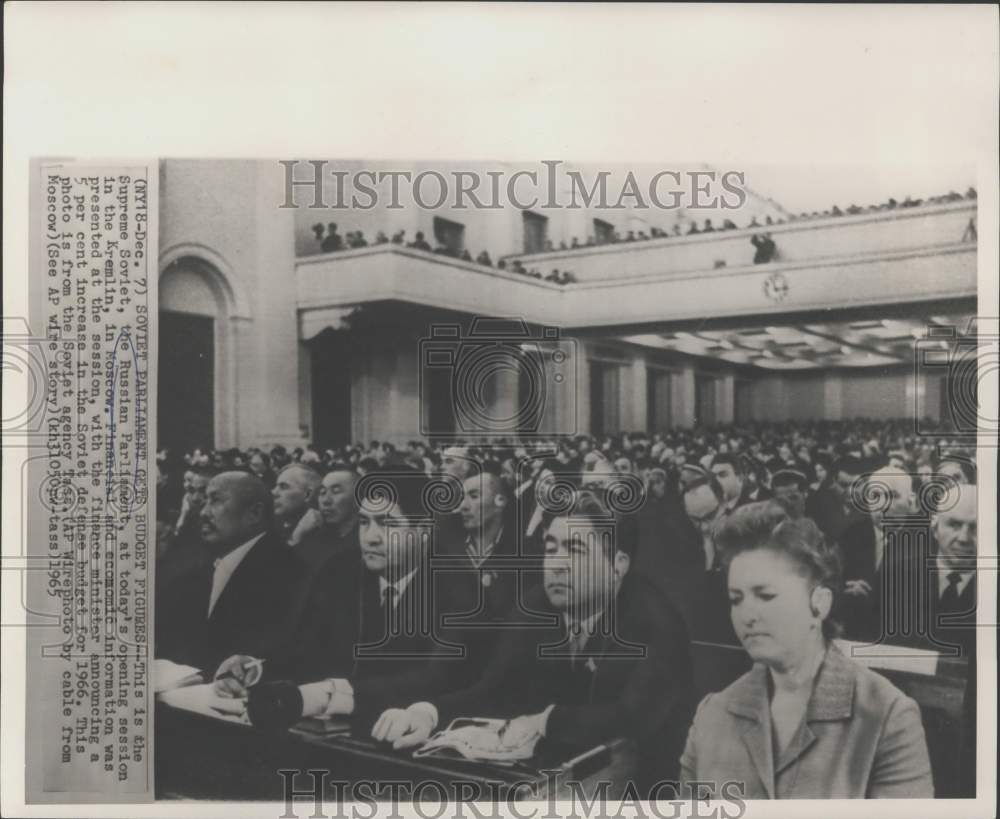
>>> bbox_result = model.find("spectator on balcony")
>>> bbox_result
[476,250,493,266]
[612,231,622,243]
[831,206,843,216]
[637,230,649,240]
[373,230,389,245]
[460,249,473,262]
[748,216,760,228]
[559,241,567,250]
[702,219,715,233]
[545,269,560,282]
[687,222,700,235]
[626,230,636,242]
[571,237,580,248]
[751,233,777,264]
[311,223,325,244]
[846,204,863,215]
[391,229,406,245]
[321,223,343,253]
[544,239,554,251]
[408,231,432,252]
[347,231,367,249]
[511,260,526,275]
[966,186,977,199]
[497,259,507,271]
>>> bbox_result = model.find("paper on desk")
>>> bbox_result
[414,717,541,762]
[153,659,205,693]
[158,683,251,725]
[835,638,940,676]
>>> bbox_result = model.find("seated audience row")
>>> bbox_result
[155,420,977,798]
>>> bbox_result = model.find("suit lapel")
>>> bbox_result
[775,644,855,776]
[209,533,270,624]
[727,665,776,798]
[774,723,817,776]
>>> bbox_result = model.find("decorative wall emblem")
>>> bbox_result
[763,271,790,302]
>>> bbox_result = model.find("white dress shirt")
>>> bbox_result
[207,532,265,617]
[379,568,418,608]
[563,609,605,656]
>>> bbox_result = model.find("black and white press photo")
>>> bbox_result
[3,4,996,818]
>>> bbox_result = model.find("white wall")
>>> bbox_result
[748,368,940,422]
[160,159,304,449]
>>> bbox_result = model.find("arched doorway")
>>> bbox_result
[158,249,249,455]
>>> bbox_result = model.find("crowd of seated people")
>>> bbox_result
[306,186,977,269]
[506,186,978,259]
[154,416,977,798]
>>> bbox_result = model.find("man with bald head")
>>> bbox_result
[155,471,304,671]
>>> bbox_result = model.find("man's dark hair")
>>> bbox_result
[710,453,744,475]
[545,489,636,560]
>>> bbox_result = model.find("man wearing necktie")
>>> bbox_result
[214,466,478,734]
[871,480,978,798]
[155,471,303,672]
[931,482,978,799]
[838,467,922,642]
[371,489,695,795]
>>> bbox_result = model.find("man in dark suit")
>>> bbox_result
[294,464,359,573]
[157,466,214,588]
[155,471,303,672]
[633,466,701,597]
[215,466,479,733]
[371,490,695,794]
[837,467,920,642]
[678,468,737,644]
[885,481,977,798]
